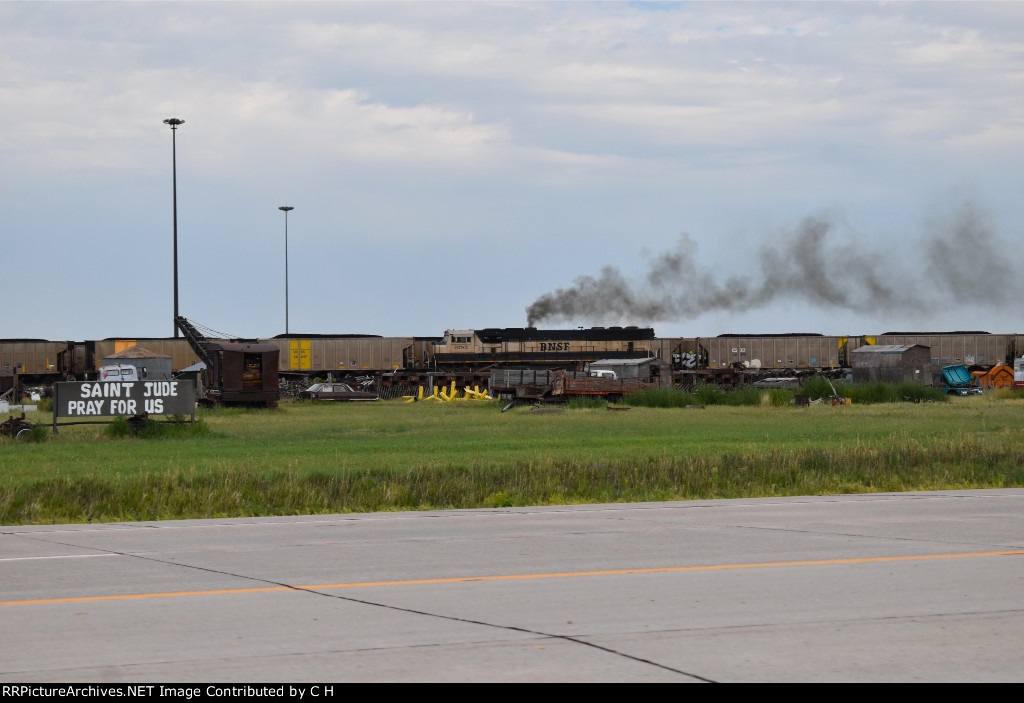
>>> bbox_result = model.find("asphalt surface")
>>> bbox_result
[2,489,1023,682]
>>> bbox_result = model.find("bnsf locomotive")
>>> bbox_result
[430,326,655,366]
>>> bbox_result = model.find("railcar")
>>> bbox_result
[650,337,704,369]
[268,335,412,377]
[701,334,860,372]
[0,340,69,380]
[871,332,1016,369]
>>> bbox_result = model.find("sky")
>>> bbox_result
[3,1,1023,341]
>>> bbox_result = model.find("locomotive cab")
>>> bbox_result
[443,331,476,349]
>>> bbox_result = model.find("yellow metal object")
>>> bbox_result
[405,382,494,404]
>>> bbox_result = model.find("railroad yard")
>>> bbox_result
[4,327,1023,402]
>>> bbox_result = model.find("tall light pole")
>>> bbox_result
[279,206,294,335]
[164,117,185,337]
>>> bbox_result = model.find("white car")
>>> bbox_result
[98,364,139,382]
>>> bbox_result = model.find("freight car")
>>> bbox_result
[0,340,67,380]
[701,334,857,372]
[872,332,1017,369]
[269,334,412,377]
[0,339,67,396]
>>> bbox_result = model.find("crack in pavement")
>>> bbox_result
[10,534,716,682]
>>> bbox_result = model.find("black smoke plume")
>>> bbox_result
[525,205,1017,327]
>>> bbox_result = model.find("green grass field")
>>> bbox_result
[2,393,1022,524]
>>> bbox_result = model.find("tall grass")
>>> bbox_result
[626,385,795,407]
[994,387,1024,400]
[105,416,209,439]
[617,378,964,408]
[623,388,700,407]
[2,437,1020,523]
[626,378,954,413]
[3,396,1022,524]
[566,396,608,409]
[798,377,949,404]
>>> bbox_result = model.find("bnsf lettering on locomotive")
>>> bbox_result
[540,342,570,352]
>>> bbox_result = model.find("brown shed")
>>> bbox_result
[850,344,931,384]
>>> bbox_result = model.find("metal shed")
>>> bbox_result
[589,357,671,385]
[850,344,931,384]
[102,345,174,381]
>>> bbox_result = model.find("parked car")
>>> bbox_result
[300,382,378,402]
[98,364,139,382]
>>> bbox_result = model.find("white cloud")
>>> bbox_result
[1,1,1022,339]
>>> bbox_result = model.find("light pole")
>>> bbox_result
[279,206,294,335]
[164,117,184,337]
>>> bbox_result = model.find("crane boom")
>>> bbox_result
[174,316,213,368]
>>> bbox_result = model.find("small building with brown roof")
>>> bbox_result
[101,345,173,381]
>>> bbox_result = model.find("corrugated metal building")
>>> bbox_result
[850,344,931,384]
[589,357,671,385]
[102,345,174,381]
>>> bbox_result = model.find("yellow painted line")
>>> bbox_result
[3,550,1021,607]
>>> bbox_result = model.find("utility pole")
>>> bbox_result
[164,117,185,337]
[279,206,294,335]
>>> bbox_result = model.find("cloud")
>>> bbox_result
[1,2,1022,340]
